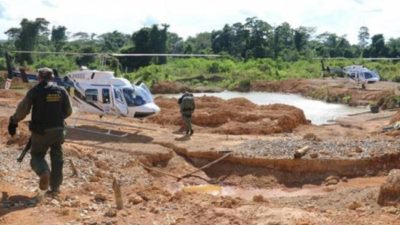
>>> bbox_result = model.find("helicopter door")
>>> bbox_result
[101,88,111,114]
[112,87,128,116]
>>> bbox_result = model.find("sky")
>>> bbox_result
[0,0,399,44]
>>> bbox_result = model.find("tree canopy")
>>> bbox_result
[2,17,400,72]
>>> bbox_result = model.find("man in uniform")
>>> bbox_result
[8,67,72,194]
[177,91,195,136]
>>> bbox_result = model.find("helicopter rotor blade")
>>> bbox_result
[111,53,220,57]
[12,51,220,58]
[12,50,101,56]
[313,57,400,61]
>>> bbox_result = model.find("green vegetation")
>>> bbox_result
[2,17,400,87]
[123,58,400,89]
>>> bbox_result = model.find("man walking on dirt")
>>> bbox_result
[178,91,195,136]
[8,67,72,194]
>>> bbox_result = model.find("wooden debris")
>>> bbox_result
[293,146,310,159]
[139,162,181,179]
[112,177,124,210]
[138,152,233,184]
[1,192,9,202]
[69,159,78,177]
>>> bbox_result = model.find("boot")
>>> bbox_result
[39,170,50,191]
[46,188,60,197]
[189,129,194,136]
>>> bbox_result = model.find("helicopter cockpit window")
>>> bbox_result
[102,88,110,104]
[123,88,145,106]
[137,83,153,103]
[114,89,123,102]
[85,89,98,102]
[364,72,373,79]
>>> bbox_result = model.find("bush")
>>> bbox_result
[392,75,400,83]
[342,95,352,104]
[237,79,251,92]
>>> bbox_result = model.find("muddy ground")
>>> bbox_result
[1,78,400,225]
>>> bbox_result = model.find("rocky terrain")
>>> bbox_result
[1,79,400,225]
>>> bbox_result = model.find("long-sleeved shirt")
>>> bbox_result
[11,81,73,127]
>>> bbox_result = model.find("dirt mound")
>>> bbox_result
[378,169,400,206]
[0,116,30,147]
[149,96,308,135]
[390,111,400,123]
[0,89,23,99]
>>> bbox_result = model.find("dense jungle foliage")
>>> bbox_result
[1,17,400,88]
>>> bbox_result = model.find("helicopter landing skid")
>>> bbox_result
[67,126,129,138]
[68,114,128,138]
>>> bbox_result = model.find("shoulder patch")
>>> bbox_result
[46,93,62,102]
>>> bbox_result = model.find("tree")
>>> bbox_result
[211,24,234,55]
[369,34,387,57]
[167,32,184,53]
[75,46,97,67]
[294,26,314,52]
[185,32,213,54]
[120,24,169,70]
[358,26,370,56]
[315,32,353,57]
[157,24,169,64]
[98,31,130,52]
[273,22,294,59]
[231,22,249,58]
[386,38,400,58]
[51,26,67,51]
[244,17,273,58]
[4,28,20,39]
[71,32,90,40]
[5,18,50,64]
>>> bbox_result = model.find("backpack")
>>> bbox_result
[181,95,195,111]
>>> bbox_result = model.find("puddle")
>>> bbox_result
[166,177,386,200]
[183,184,222,194]
[167,183,327,199]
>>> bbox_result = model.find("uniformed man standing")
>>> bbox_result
[178,91,195,136]
[8,68,72,194]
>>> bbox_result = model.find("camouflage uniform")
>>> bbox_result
[178,92,195,135]
[10,80,72,192]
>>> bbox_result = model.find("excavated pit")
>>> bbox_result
[157,137,400,187]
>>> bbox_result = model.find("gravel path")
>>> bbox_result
[231,137,400,160]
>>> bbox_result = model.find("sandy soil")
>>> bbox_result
[1,79,400,225]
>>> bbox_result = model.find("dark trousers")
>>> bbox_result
[181,111,193,134]
[30,129,65,191]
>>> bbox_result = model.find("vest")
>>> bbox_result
[30,81,66,132]
[180,95,195,112]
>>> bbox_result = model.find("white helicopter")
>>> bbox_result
[343,65,380,83]
[320,58,381,87]
[65,67,160,118]
[4,51,219,136]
